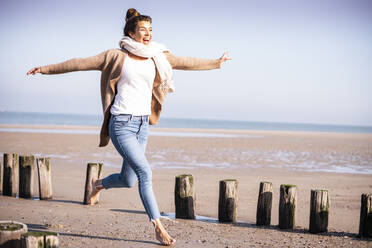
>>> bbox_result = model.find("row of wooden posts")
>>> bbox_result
[0,154,52,200]
[0,153,97,205]
[175,175,372,238]
[1,154,371,239]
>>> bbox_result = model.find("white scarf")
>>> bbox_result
[119,36,175,93]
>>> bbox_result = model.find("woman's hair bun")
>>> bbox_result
[126,8,140,22]
[123,8,151,36]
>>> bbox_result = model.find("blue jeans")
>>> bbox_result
[101,114,160,221]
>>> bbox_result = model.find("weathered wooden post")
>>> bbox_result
[0,159,3,195]
[83,162,103,205]
[36,158,53,200]
[218,179,238,223]
[19,155,35,199]
[21,231,59,248]
[21,232,44,248]
[175,174,195,219]
[279,184,297,229]
[45,232,59,248]
[309,189,330,233]
[3,153,19,197]
[256,182,273,226]
[0,220,28,248]
[359,193,372,238]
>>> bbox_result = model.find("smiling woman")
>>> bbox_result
[124,9,153,46]
[26,7,231,246]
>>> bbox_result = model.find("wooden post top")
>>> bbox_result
[220,179,238,182]
[280,184,297,188]
[176,174,193,177]
[19,155,35,166]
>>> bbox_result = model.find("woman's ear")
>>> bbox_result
[128,32,134,39]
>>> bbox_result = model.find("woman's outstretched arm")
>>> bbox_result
[27,50,110,75]
[165,51,231,71]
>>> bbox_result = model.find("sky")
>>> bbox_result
[0,0,371,126]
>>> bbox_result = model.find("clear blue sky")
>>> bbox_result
[1,0,371,126]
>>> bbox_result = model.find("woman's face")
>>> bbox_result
[130,21,152,46]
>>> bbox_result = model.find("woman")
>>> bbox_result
[28,8,231,246]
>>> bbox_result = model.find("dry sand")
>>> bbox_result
[0,125,371,247]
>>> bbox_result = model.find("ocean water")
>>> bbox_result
[1,111,371,174]
[1,111,371,133]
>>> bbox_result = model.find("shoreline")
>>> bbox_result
[2,123,372,136]
[1,125,371,175]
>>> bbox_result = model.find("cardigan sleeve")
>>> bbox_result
[40,50,108,74]
[165,52,221,70]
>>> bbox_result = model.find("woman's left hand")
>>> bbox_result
[219,51,232,66]
[27,67,41,75]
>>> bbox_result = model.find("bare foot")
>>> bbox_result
[88,179,103,205]
[153,219,176,246]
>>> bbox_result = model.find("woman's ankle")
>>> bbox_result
[152,218,162,229]
[153,218,168,233]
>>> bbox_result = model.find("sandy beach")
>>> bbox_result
[0,124,371,247]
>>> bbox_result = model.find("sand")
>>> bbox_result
[0,125,371,247]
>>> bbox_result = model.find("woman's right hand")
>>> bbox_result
[27,67,41,75]
[219,51,232,66]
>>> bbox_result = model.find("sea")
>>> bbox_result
[1,111,372,174]
[0,111,371,134]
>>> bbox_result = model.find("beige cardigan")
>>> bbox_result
[40,49,221,147]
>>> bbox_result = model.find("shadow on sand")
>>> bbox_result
[232,221,366,241]
[58,232,160,246]
[26,223,160,246]
[158,213,371,242]
[50,199,84,205]
[110,208,147,215]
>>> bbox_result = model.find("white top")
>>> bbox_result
[110,55,156,116]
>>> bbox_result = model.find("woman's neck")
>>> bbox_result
[128,52,148,61]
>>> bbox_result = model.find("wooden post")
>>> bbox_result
[83,163,103,205]
[45,232,59,248]
[174,174,195,219]
[21,232,58,248]
[218,179,238,223]
[3,153,19,197]
[256,182,273,226]
[359,193,372,238]
[19,155,35,199]
[309,189,330,233]
[0,159,3,195]
[21,233,44,248]
[279,184,297,229]
[36,158,53,200]
[0,220,28,248]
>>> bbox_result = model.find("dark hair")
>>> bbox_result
[123,8,152,37]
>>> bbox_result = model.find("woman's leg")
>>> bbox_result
[101,159,137,189]
[90,115,149,200]
[88,144,137,205]
[134,118,175,245]
[108,115,160,220]
[100,114,149,189]
[92,115,175,245]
